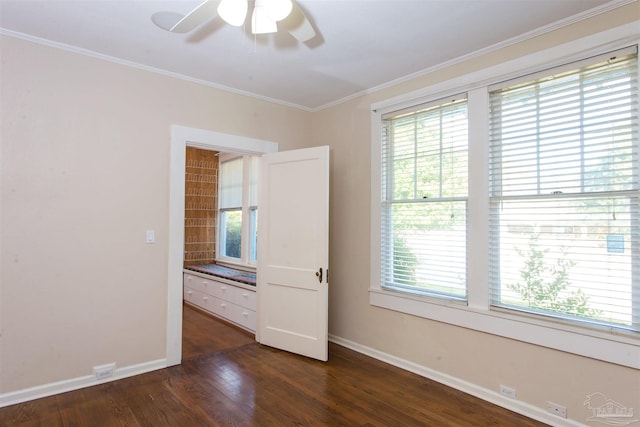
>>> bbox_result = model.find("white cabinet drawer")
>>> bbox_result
[212,281,234,300]
[237,307,256,331]
[210,297,234,317]
[227,304,256,331]
[184,286,215,311]
[204,277,256,310]
[184,286,198,305]
[184,273,216,297]
[233,287,257,310]
[208,299,255,330]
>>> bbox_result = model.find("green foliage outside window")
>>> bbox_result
[508,235,600,318]
[224,211,242,258]
[393,235,417,287]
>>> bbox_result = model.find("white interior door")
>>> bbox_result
[257,145,329,361]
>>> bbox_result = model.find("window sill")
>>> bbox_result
[215,258,257,273]
[369,287,639,369]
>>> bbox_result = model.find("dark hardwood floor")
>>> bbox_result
[2,304,548,426]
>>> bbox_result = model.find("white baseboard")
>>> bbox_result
[329,334,587,427]
[0,338,589,425]
[0,358,167,408]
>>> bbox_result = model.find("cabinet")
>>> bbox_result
[183,271,256,332]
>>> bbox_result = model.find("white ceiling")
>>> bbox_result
[0,0,621,110]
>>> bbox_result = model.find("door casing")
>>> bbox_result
[167,125,278,366]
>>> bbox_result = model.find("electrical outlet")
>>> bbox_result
[499,385,517,399]
[93,363,115,381]
[547,401,567,418]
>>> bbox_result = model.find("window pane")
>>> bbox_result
[387,201,467,298]
[381,97,468,299]
[489,48,639,331]
[490,51,638,197]
[491,196,637,327]
[390,102,468,200]
[250,208,258,262]
[221,210,242,259]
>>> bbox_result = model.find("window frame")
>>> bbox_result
[380,97,469,300]
[217,154,259,269]
[369,24,640,369]
[487,50,639,331]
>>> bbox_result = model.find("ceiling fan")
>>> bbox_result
[151,0,316,42]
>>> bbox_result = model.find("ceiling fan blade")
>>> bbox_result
[281,1,315,42]
[151,11,185,32]
[170,0,219,33]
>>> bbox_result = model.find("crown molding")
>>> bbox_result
[1,0,635,113]
[315,0,637,111]
[0,28,315,112]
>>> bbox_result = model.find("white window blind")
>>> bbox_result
[489,47,639,332]
[381,96,468,299]
[219,157,243,209]
[249,155,259,207]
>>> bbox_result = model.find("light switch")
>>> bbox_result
[146,229,155,243]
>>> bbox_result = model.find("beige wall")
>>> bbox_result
[313,2,640,424]
[0,35,311,393]
[1,1,639,424]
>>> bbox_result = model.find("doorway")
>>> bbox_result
[166,125,278,366]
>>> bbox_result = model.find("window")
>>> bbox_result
[219,157,243,259]
[218,155,259,266]
[489,47,639,332]
[370,28,639,368]
[381,96,468,299]
[248,155,259,262]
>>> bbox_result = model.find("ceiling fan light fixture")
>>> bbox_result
[264,0,293,22]
[218,0,248,27]
[252,0,277,34]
